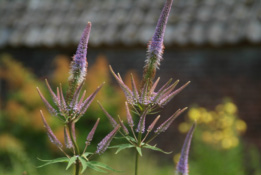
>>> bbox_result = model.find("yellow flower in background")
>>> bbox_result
[179,99,246,150]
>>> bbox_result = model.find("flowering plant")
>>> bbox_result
[37,0,196,174]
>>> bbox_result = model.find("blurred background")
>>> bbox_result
[0,0,261,174]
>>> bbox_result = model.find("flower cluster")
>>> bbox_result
[37,22,120,174]
[109,0,190,112]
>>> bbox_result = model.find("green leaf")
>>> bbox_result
[143,144,172,154]
[136,147,142,156]
[37,157,69,168]
[125,136,137,142]
[114,136,136,143]
[89,161,123,172]
[82,152,93,158]
[86,161,107,173]
[78,156,88,173]
[66,156,77,170]
[110,143,134,154]
[115,144,135,154]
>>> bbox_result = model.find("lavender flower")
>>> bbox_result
[86,118,100,143]
[136,109,149,133]
[110,66,190,110]
[142,0,173,87]
[64,126,73,149]
[155,107,187,134]
[96,125,120,155]
[125,102,134,128]
[176,123,196,175]
[37,87,57,116]
[97,101,118,127]
[40,110,62,148]
[118,116,129,135]
[67,22,91,102]
[147,115,160,132]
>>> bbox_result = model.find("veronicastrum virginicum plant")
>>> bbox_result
[98,0,196,175]
[37,22,121,175]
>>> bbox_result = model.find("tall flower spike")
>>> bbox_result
[97,101,118,127]
[142,0,173,87]
[136,109,149,133]
[118,115,129,135]
[86,118,100,143]
[36,87,57,116]
[125,102,134,128]
[155,107,187,134]
[40,110,62,148]
[176,123,196,175]
[96,125,120,155]
[64,126,73,149]
[67,22,91,102]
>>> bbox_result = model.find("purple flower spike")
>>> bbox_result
[136,109,149,133]
[86,118,100,143]
[125,102,134,128]
[69,22,91,85]
[40,110,62,148]
[118,115,129,135]
[176,123,196,175]
[96,125,120,155]
[45,79,59,106]
[36,87,57,116]
[142,0,173,86]
[155,107,187,134]
[77,83,104,118]
[67,22,91,102]
[109,66,133,104]
[64,126,73,149]
[147,115,160,132]
[97,101,118,127]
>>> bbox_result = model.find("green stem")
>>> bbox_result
[135,150,139,175]
[68,122,81,175]
[135,132,142,175]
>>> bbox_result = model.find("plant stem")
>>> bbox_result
[135,132,142,175]
[68,121,81,175]
[135,150,139,175]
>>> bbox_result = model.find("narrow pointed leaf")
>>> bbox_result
[37,157,69,168]
[66,156,77,170]
[86,161,107,173]
[136,147,142,156]
[78,156,89,173]
[82,152,93,159]
[89,161,123,172]
[143,144,172,154]
[109,144,135,154]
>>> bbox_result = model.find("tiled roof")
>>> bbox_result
[1,0,261,47]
